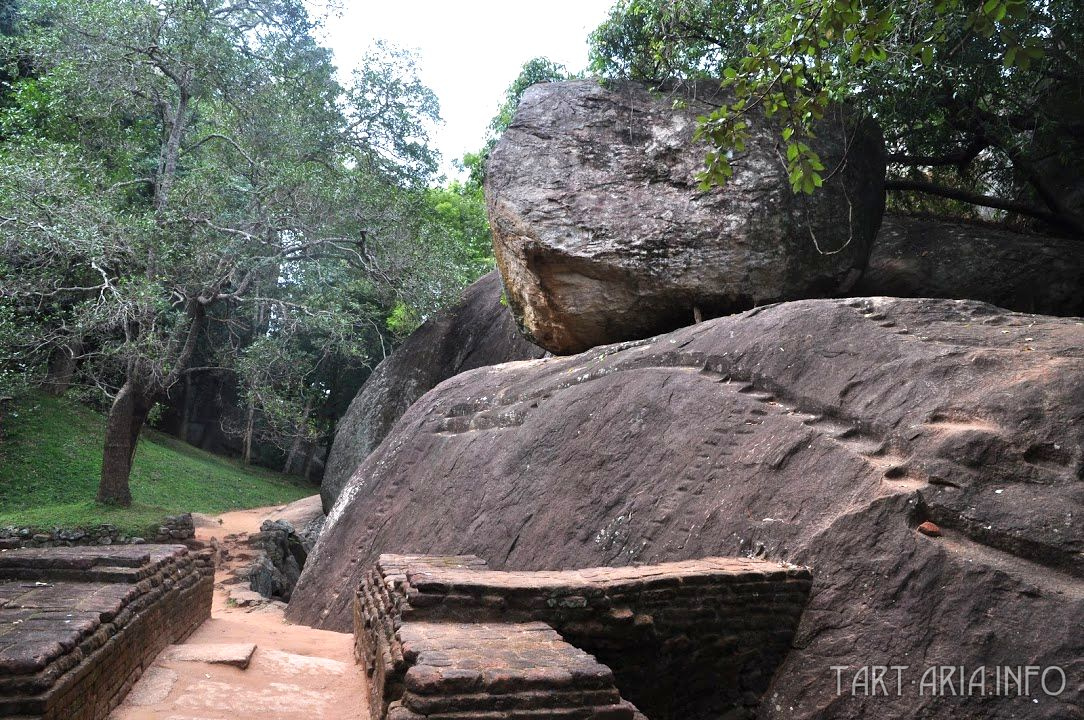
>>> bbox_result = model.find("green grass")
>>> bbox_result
[0,393,315,535]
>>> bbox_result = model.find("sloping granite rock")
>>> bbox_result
[291,297,1083,720]
[321,270,545,512]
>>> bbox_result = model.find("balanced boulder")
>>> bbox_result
[485,79,887,354]
[857,213,1084,316]
[320,270,545,512]
[290,297,1083,720]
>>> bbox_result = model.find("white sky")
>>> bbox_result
[320,0,615,179]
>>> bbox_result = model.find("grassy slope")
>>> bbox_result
[0,393,314,534]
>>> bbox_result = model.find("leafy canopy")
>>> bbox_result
[461,57,574,190]
[590,0,1084,236]
[0,0,489,488]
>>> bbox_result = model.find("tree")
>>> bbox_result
[589,0,1084,237]
[228,261,375,472]
[0,0,454,504]
[0,298,22,401]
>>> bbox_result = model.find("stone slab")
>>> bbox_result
[394,622,633,719]
[160,643,257,669]
[122,666,178,706]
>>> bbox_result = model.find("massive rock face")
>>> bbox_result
[290,297,1083,719]
[485,80,887,354]
[321,270,545,513]
[858,214,1084,317]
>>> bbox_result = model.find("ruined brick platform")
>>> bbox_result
[0,545,213,720]
[388,621,637,720]
[357,554,812,720]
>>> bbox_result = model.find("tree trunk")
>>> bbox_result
[43,341,81,396]
[98,381,154,506]
[98,298,203,505]
[282,397,314,474]
[243,401,255,465]
[302,442,318,482]
[179,372,193,443]
[282,435,301,475]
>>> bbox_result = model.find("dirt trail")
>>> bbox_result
[111,497,368,720]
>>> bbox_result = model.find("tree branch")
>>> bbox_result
[885,179,1084,238]
[887,136,988,170]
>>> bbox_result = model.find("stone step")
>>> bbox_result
[394,621,634,720]
[159,642,257,669]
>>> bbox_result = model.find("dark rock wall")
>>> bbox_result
[858,214,1084,316]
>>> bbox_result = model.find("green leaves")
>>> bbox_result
[589,0,1068,216]
[490,57,571,137]
[783,141,825,194]
[0,0,490,469]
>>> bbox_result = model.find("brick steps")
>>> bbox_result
[389,621,633,720]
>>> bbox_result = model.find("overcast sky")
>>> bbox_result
[319,0,615,179]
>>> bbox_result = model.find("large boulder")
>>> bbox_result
[290,297,1083,720]
[485,79,887,354]
[857,214,1084,316]
[320,270,545,512]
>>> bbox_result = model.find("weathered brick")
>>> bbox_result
[354,554,811,720]
[0,545,212,720]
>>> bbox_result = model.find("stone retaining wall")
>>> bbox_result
[0,544,213,720]
[356,554,811,720]
[0,513,195,550]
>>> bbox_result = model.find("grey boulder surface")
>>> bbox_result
[291,296,1082,720]
[858,213,1084,316]
[485,79,887,354]
[320,270,546,513]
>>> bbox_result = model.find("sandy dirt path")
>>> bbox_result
[111,497,369,720]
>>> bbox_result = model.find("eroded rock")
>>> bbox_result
[321,270,546,512]
[485,80,887,354]
[246,519,307,601]
[291,297,1083,720]
[857,214,1084,316]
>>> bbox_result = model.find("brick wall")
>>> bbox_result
[0,545,213,720]
[0,513,195,550]
[356,554,811,720]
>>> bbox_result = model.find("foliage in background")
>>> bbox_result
[460,57,575,190]
[0,298,24,402]
[426,182,493,269]
[589,0,1084,237]
[0,0,489,504]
